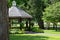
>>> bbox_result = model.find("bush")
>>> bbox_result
[20,22,25,30]
[9,29,25,34]
[19,29,25,34]
[32,27,44,33]
[20,23,24,28]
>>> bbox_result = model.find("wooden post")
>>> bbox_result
[18,18,22,30]
[28,18,31,31]
[9,19,11,29]
[26,20,28,30]
[0,0,9,40]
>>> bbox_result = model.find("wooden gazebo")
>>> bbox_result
[9,1,32,30]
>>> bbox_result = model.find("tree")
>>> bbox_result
[30,0,46,29]
[43,0,60,29]
[43,2,60,31]
[0,0,9,40]
[8,0,29,8]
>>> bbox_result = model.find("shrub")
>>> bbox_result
[32,27,44,33]
[20,22,24,30]
[9,29,25,34]
[21,29,25,34]
[20,23,24,28]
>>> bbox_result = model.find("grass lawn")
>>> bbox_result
[10,34,60,40]
[10,24,60,40]
[44,30,60,34]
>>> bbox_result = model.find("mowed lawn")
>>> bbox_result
[44,30,60,34]
[10,34,60,40]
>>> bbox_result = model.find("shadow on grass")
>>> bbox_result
[10,34,49,40]
[55,30,60,32]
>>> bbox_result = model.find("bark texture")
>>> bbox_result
[0,0,9,40]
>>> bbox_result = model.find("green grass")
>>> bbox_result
[10,34,60,40]
[44,30,60,34]
[10,24,60,40]
[9,29,60,40]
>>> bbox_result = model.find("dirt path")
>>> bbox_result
[25,31,60,36]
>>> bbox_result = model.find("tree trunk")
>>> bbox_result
[55,24,57,31]
[53,23,55,29]
[53,23,57,31]
[38,20,44,29]
[0,0,9,40]
[46,22,50,30]
[55,23,57,31]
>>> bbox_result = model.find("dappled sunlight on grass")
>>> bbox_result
[47,36,60,40]
[10,34,49,40]
[10,34,60,40]
[44,30,60,34]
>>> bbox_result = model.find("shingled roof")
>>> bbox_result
[9,1,32,18]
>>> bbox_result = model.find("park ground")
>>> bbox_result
[10,30,60,40]
[10,23,60,40]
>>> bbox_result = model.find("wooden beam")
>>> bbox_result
[26,21,28,28]
[0,0,9,40]
[28,18,32,31]
[18,18,22,30]
[26,20,29,31]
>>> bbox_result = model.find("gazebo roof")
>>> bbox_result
[9,1,32,18]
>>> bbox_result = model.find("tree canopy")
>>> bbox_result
[43,2,60,23]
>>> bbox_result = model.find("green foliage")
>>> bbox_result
[20,22,25,30]
[20,22,24,28]
[31,0,45,20]
[43,2,60,23]
[32,27,44,33]
[9,29,25,34]
[30,22,34,27]
[8,0,29,8]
